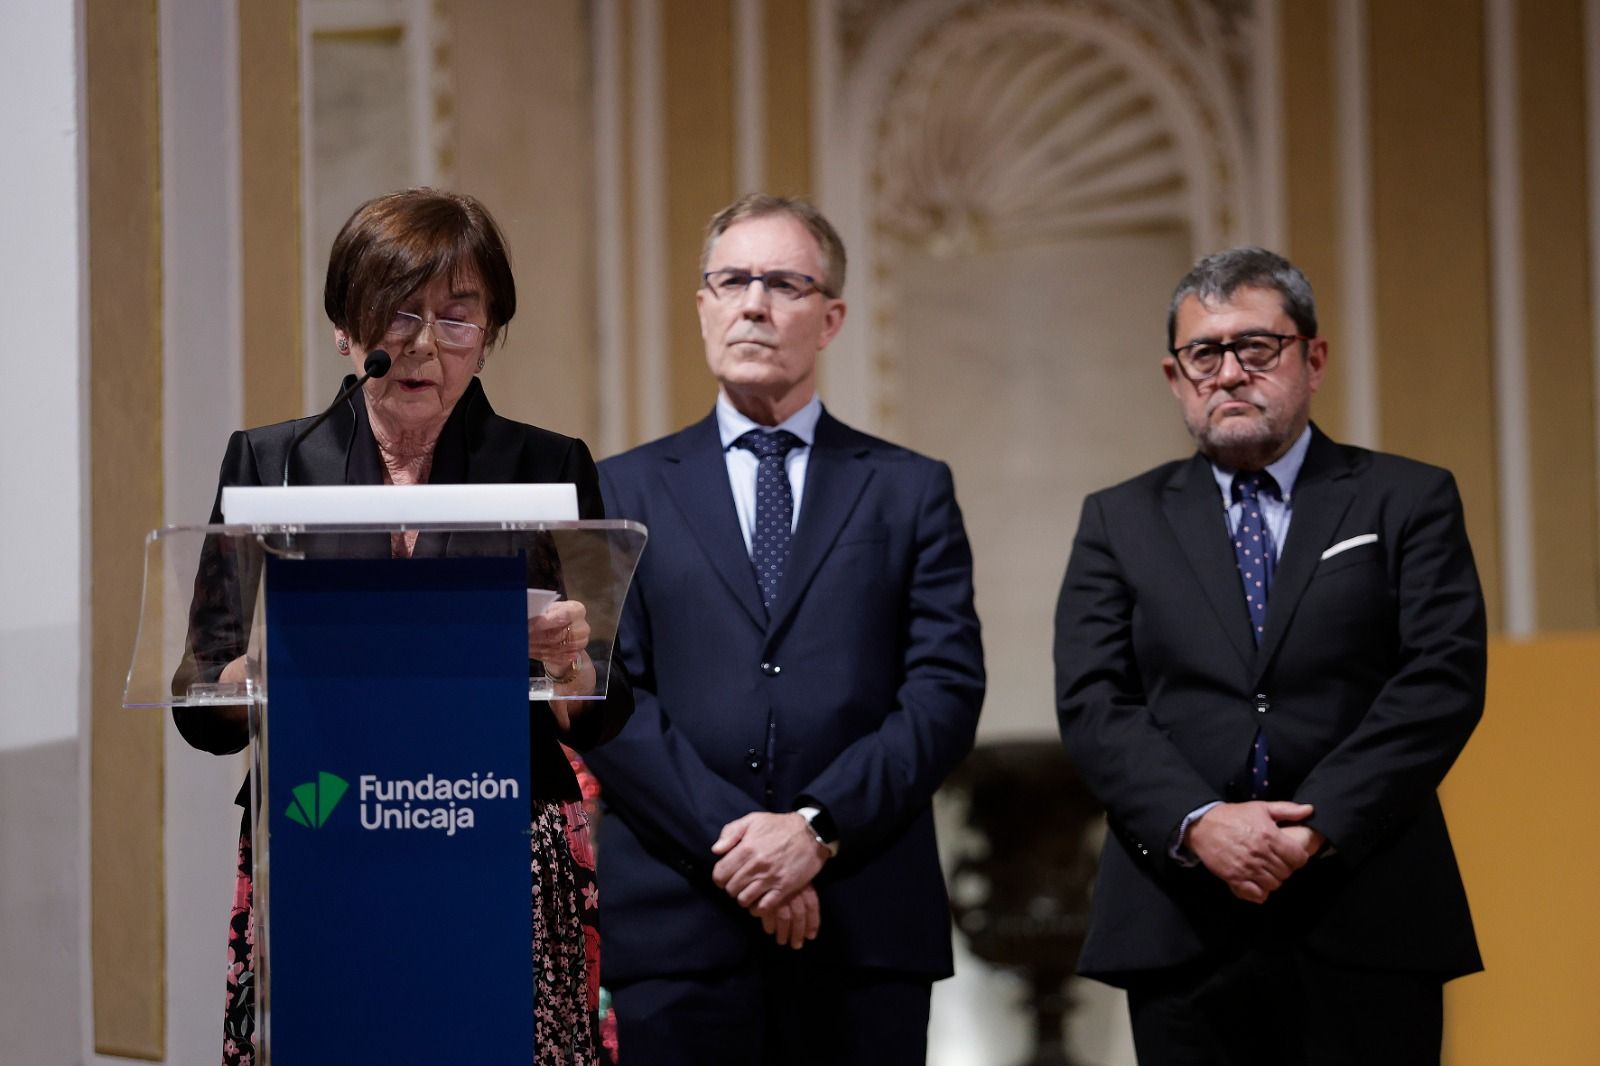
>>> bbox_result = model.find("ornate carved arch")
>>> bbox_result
[821,0,1266,429]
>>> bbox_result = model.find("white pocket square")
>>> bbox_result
[1321,533,1378,561]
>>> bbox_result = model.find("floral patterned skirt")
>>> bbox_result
[220,800,613,1065]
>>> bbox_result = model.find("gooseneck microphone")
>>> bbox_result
[281,349,391,486]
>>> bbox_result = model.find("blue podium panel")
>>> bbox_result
[264,555,532,1063]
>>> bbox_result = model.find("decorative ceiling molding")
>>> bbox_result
[842,0,1257,139]
[869,0,1256,256]
[874,16,1187,255]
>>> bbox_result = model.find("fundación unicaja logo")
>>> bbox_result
[281,769,520,835]
[284,771,349,829]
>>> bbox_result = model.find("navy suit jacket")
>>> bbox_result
[589,409,985,982]
[1054,426,1485,984]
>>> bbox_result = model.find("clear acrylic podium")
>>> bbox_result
[124,517,646,1063]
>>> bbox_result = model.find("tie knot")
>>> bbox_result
[1232,471,1279,503]
[734,429,804,461]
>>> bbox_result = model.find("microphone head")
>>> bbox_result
[363,349,392,378]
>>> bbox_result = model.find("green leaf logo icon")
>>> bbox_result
[284,771,350,828]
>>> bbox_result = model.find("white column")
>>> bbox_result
[1335,0,1380,450]
[1486,0,1536,637]
[1254,0,1287,248]
[813,0,878,431]
[734,0,766,195]
[157,1,250,1063]
[632,0,670,440]
[595,0,630,456]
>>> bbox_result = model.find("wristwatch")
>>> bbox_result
[796,805,839,857]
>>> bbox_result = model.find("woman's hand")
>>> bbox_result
[218,654,251,686]
[530,601,597,734]
[529,599,590,671]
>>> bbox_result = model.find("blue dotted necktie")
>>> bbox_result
[734,429,804,613]
[1233,471,1277,798]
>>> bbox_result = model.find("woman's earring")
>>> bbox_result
[477,355,486,372]
[336,336,350,354]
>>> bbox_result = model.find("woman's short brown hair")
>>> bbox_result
[324,187,517,349]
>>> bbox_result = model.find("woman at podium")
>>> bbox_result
[174,188,632,1066]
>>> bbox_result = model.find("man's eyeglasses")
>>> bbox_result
[384,311,486,349]
[1169,332,1310,382]
[702,269,832,302]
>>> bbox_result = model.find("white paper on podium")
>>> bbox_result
[221,483,579,524]
[526,589,561,617]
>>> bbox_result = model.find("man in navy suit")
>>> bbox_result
[1055,247,1486,1065]
[589,194,985,1065]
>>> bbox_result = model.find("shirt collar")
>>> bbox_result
[1209,423,1313,504]
[716,391,823,450]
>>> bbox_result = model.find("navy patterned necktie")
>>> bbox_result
[1233,471,1278,798]
[733,429,805,613]
[1232,472,1278,645]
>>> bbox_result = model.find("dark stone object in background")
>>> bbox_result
[944,740,1104,1066]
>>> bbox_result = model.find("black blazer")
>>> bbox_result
[588,410,985,982]
[1054,426,1485,984]
[173,376,632,804]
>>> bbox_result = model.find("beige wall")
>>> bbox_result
[1370,0,1505,628]
[455,0,601,443]
[1443,634,1600,1066]
[1518,0,1600,632]
[240,1,304,430]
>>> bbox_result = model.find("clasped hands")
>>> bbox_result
[711,812,830,950]
[1186,800,1326,904]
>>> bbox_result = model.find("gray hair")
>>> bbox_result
[701,193,848,297]
[1166,246,1318,350]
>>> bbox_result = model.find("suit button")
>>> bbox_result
[747,748,761,772]
[760,662,781,677]
[1255,693,1269,714]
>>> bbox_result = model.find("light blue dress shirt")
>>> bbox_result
[1209,424,1313,562]
[715,392,823,556]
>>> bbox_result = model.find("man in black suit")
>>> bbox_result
[588,194,985,1065]
[1054,247,1486,1065]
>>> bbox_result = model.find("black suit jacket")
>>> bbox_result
[172,376,632,802]
[1054,426,1485,984]
[588,409,985,982]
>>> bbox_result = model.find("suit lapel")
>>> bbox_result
[421,382,500,559]
[659,416,768,631]
[1253,428,1357,679]
[766,412,874,638]
[293,381,389,560]
[290,381,362,487]
[1162,454,1255,671]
